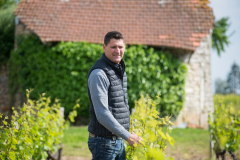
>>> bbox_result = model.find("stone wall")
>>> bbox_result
[0,65,23,113]
[15,21,34,49]
[0,65,10,112]
[174,34,214,129]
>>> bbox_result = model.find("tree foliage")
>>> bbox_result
[212,17,232,56]
[214,63,240,95]
[0,4,15,65]
[226,63,240,94]
[0,0,8,8]
[9,35,187,118]
[215,78,228,94]
[0,0,15,8]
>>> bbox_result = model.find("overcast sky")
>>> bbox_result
[209,0,240,94]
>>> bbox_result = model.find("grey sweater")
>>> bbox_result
[88,69,131,140]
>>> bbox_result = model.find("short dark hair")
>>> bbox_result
[104,31,124,46]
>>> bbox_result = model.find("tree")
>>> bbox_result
[215,78,228,94]
[226,63,240,94]
[0,0,7,8]
[0,0,14,8]
[212,17,234,56]
[0,1,16,65]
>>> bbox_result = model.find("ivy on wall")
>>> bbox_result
[9,35,187,118]
[125,46,187,118]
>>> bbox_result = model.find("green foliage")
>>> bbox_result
[212,17,232,56]
[9,35,187,118]
[0,89,79,160]
[126,95,174,160]
[0,4,16,65]
[9,35,103,116]
[0,0,7,8]
[209,94,240,156]
[125,46,187,118]
[0,0,15,8]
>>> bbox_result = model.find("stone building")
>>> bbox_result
[0,0,215,128]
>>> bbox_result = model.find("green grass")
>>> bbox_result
[165,128,211,159]
[62,127,211,159]
[171,128,210,151]
[62,126,91,158]
[62,127,240,159]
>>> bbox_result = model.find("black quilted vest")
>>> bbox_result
[87,53,130,136]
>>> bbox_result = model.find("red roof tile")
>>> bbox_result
[15,0,214,51]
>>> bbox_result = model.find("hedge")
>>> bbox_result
[9,35,187,118]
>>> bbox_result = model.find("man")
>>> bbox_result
[87,31,141,160]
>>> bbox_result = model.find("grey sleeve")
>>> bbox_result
[88,69,131,140]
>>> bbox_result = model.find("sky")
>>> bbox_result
[209,0,240,94]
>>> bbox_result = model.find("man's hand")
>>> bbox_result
[126,132,142,146]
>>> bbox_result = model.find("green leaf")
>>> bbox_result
[3,121,7,125]
[166,133,175,146]
[22,106,26,112]
[9,151,15,160]
[157,130,166,140]
[12,138,18,145]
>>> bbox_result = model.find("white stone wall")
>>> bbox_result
[175,34,214,129]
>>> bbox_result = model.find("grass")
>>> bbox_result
[62,126,240,159]
[62,126,91,158]
[62,126,211,159]
[165,128,211,160]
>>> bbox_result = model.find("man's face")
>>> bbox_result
[103,38,125,64]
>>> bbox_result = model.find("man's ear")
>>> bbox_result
[103,44,106,52]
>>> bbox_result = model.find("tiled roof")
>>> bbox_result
[15,0,214,51]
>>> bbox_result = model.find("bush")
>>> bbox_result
[125,46,187,118]
[125,95,174,160]
[0,89,79,160]
[9,35,187,118]
[209,94,240,159]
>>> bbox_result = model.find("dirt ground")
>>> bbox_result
[166,150,239,160]
[62,156,90,160]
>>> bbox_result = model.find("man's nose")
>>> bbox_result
[115,48,120,53]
